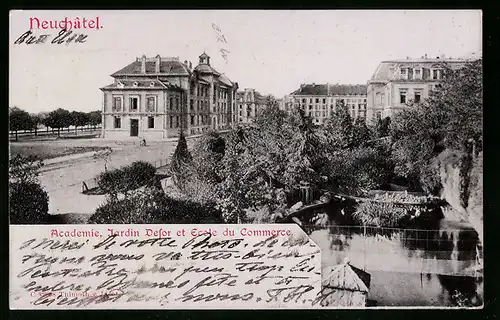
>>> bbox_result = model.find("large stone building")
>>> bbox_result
[366,55,470,121]
[100,52,238,139]
[234,88,270,124]
[288,84,368,125]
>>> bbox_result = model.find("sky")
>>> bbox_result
[9,10,482,113]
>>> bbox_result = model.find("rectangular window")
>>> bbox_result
[148,116,155,128]
[169,97,173,110]
[191,115,195,125]
[175,98,179,111]
[415,91,422,103]
[146,96,156,112]
[400,91,407,104]
[175,116,179,128]
[376,112,382,120]
[315,98,319,103]
[190,99,194,111]
[114,116,121,128]
[302,98,306,103]
[112,96,122,111]
[400,68,408,79]
[322,98,326,104]
[169,116,173,128]
[415,69,422,79]
[432,69,442,80]
[129,97,139,111]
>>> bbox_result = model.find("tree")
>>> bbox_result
[390,59,483,193]
[44,108,72,137]
[191,130,225,183]
[9,107,34,141]
[170,130,193,191]
[9,154,49,224]
[30,113,41,136]
[71,111,89,133]
[323,101,355,150]
[87,110,102,129]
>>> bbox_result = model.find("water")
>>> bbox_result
[303,221,483,307]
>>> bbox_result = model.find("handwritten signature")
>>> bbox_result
[212,23,230,64]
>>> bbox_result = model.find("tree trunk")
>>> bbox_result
[15,130,18,141]
[75,126,78,134]
[57,128,60,137]
[35,127,38,136]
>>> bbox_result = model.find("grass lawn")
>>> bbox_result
[9,144,108,160]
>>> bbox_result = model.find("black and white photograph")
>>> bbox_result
[9,10,483,308]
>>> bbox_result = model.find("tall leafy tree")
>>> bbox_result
[170,130,193,191]
[71,111,89,133]
[87,110,102,129]
[44,108,72,137]
[390,59,483,193]
[9,107,34,141]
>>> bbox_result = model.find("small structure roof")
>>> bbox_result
[322,259,370,293]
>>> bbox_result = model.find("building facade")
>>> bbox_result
[100,52,238,139]
[366,55,469,121]
[289,84,368,125]
[234,88,270,124]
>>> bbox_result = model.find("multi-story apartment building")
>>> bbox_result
[289,84,368,125]
[366,54,470,121]
[100,52,238,139]
[234,88,270,124]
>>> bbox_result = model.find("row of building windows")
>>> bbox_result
[301,97,367,104]
[399,68,443,80]
[113,115,217,129]
[399,90,422,104]
[114,116,156,129]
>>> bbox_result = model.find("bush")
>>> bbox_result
[352,201,407,227]
[9,181,49,224]
[88,186,223,224]
[96,161,157,195]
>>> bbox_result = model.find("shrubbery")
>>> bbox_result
[88,186,223,224]
[96,161,157,196]
[9,154,49,224]
[352,201,407,227]
[9,181,49,224]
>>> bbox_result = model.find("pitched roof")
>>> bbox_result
[100,79,183,90]
[369,58,471,83]
[194,63,220,75]
[217,73,233,87]
[322,261,370,292]
[291,84,367,96]
[111,58,190,76]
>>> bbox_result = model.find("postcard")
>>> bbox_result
[9,10,483,309]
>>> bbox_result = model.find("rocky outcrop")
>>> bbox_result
[437,149,483,244]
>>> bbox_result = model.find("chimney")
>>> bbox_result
[141,55,146,73]
[327,83,330,96]
[424,53,428,59]
[155,55,161,73]
[436,56,440,59]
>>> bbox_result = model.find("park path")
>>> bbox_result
[39,140,180,215]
